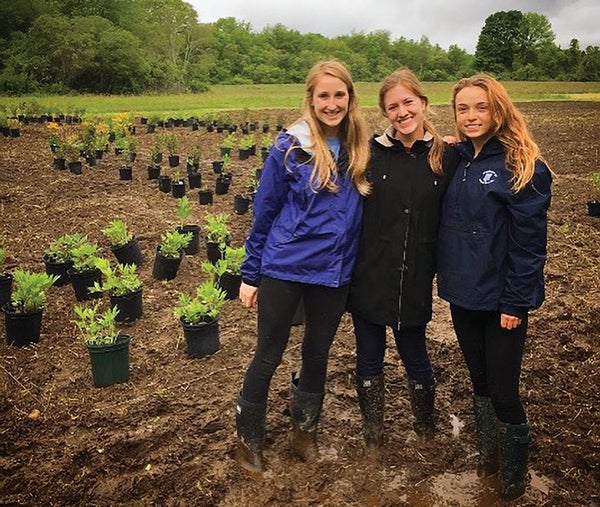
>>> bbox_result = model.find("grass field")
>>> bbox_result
[2,81,599,120]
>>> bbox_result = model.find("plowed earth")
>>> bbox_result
[0,102,598,506]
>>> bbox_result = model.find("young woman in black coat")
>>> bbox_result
[347,68,458,453]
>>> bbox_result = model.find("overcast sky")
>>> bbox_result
[188,0,599,53]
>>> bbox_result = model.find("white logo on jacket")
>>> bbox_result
[479,170,498,185]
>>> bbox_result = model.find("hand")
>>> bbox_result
[500,313,522,330]
[442,135,458,145]
[239,282,258,308]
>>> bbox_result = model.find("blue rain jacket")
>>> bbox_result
[241,121,363,288]
[437,137,552,318]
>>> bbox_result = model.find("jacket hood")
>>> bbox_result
[374,124,433,150]
[286,119,314,154]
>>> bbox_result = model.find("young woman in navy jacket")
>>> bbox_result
[437,74,552,500]
[347,68,458,453]
[234,60,370,473]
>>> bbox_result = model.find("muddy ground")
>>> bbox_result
[0,102,598,507]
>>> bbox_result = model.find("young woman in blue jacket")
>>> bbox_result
[347,68,458,453]
[437,74,552,500]
[234,60,370,473]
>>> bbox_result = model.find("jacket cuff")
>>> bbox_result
[499,305,528,320]
[242,277,260,288]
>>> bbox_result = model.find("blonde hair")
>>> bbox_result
[378,68,445,175]
[291,60,370,195]
[452,74,549,192]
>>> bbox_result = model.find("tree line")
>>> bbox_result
[1,0,598,95]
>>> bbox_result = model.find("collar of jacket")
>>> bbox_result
[286,119,314,155]
[374,124,433,153]
[456,136,505,160]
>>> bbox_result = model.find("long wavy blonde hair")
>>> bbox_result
[291,60,370,195]
[378,68,445,175]
[452,74,549,191]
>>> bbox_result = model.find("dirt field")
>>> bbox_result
[0,101,598,507]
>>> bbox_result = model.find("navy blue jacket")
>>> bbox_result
[241,121,363,288]
[437,137,552,318]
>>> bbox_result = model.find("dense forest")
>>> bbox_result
[1,0,599,94]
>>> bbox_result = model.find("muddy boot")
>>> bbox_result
[407,377,435,438]
[498,421,530,500]
[235,393,267,473]
[289,376,324,461]
[356,374,384,453]
[473,396,499,477]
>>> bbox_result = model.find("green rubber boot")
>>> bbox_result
[407,377,435,438]
[235,393,267,473]
[498,421,530,500]
[473,396,499,477]
[289,376,324,461]
[356,374,385,452]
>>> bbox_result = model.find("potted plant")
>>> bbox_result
[587,171,600,217]
[68,241,103,301]
[0,247,12,308]
[2,269,59,347]
[201,245,245,300]
[165,133,179,167]
[204,213,231,263]
[152,230,192,280]
[176,196,200,255]
[91,258,143,322]
[150,138,163,165]
[43,232,88,286]
[215,154,232,195]
[158,166,172,193]
[220,132,236,157]
[63,133,83,174]
[147,114,161,133]
[174,280,227,358]
[261,132,274,162]
[8,117,20,137]
[198,186,214,206]
[238,134,255,160]
[73,303,131,387]
[186,145,202,189]
[101,219,143,266]
[171,167,186,198]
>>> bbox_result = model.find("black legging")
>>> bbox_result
[241,276,349,405]
[450,304,528,424]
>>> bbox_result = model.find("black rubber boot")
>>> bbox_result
[235,393,267,473]
[356,374,384,452]
[289,376,324,461]
[473,395,499,477]
[498,421,530,500]
[407,377,435,438]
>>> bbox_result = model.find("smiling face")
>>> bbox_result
[382,83,426,146]
[311,74,350,137]
[454,85,494,151]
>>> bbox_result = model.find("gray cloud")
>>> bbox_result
[189,0,599,52]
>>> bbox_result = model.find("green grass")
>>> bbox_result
[2,81,599,120]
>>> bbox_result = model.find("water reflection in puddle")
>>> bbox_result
[398,469,553,507]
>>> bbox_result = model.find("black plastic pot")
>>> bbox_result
[111,237,143,267]
[198,189,213,205]
[110,289,143,323]
[180,317,220,358]
[3,304,43,347]
[587,200,600,217]
[43,256,73,287]
[171,180,186,198]
[177,225,200,255]
[218,272,241,300]
[0,274,12,309]
[68,268,103,301]
[152,247,183,281]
